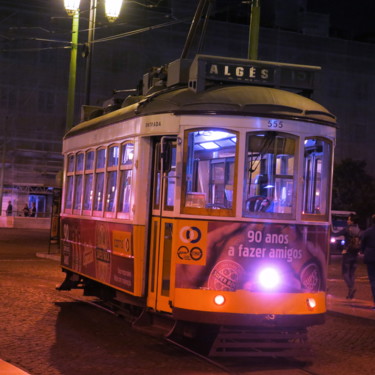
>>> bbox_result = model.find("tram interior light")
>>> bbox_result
[201,142,220,150]
[258,267,281,290]
[195,131,237,150]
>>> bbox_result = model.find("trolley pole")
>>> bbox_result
[65,11,79,131]
[248,0,260,60]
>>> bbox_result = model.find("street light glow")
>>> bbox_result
[63,0,123,129]
[105,0,123,22]
[64,0,81,15]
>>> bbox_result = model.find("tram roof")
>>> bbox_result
[65,84,337,139]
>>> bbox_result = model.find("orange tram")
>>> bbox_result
[58,54,337,356]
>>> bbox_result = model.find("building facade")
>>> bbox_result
[0,0,374,222]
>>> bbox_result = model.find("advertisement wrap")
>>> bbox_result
[175,221,329,293]
[62,218,134,292]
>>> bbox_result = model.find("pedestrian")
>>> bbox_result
[23,204,30,217]
[30,202,36,217]
[361,214,375,309]
[333,213,362,299]
[6,201,12,216]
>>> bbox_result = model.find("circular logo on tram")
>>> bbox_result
[190,247,203,261]
[208,260,244,291]
[300,262,321,292]
[177,246,190,260]
[177,246,203,261]
[179,226,201,244]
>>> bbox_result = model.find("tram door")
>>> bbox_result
[147,137,177,312]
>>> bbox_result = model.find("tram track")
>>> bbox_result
[56,293,331,375]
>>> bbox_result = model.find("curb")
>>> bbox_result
[36,253,60,262]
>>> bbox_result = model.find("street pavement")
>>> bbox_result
[1,228,375,374]
[326,253,375,320]
[36,252,375,321]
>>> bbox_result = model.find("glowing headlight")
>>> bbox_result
[330,237,336,243]
[306,297,316,310]
[258,267,281,290]
[214,294,225,306]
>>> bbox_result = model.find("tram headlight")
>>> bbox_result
[214,294,225,306]
[306,297,316,310]
[257,267,281,290]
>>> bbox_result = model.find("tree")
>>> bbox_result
[332,159,375,227]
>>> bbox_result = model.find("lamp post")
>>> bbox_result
[63,0,123,130]
[248,0,260,60]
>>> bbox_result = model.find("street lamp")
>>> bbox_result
[63,0,123,130]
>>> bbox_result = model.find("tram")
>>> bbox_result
[59,54,337,356]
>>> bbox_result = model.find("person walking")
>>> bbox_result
[23,204,30,217]
[30,202,36,217]
[6,201,12,216]
[361,214,375,309]
[333,213,362,299]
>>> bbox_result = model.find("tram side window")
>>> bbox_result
[83,174,93,211]
[65,175,74,209]
[243,132,296,218]
[105,145,119,212]
[67,154,74,173]
[183,129,237,215]
[303,138,331,217]
[76,153,84,171]
[85,150,94,170]
[96,148,106,169]
[108,145,119,168]
[165,146,177,210]
[94,173,105,211]
[118,143,134,214]
[93,148,106,211]
[73,153,84,210]
[83,150,94,211]
[65,154,75,209]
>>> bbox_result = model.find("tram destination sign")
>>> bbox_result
[188,55,320,94]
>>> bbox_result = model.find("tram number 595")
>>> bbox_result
[268,120,283,128]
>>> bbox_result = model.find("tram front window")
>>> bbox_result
[243,131,296,218]
[303,138,331,218]
[183,129,237,215]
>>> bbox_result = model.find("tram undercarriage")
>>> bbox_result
[58,270,316,358]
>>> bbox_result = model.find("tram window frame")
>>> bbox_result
[83,149,95,214]
[302,137,332,221]
[93,147,106,215]
[164,143,177,211]
[64,153,74,212]
[104,144,120,217]
[243,131,297,219]
[181,128,238,217]
[73,152,84,212]
[117,142,134,219]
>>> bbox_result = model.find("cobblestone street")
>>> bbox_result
[1,228,375,375]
